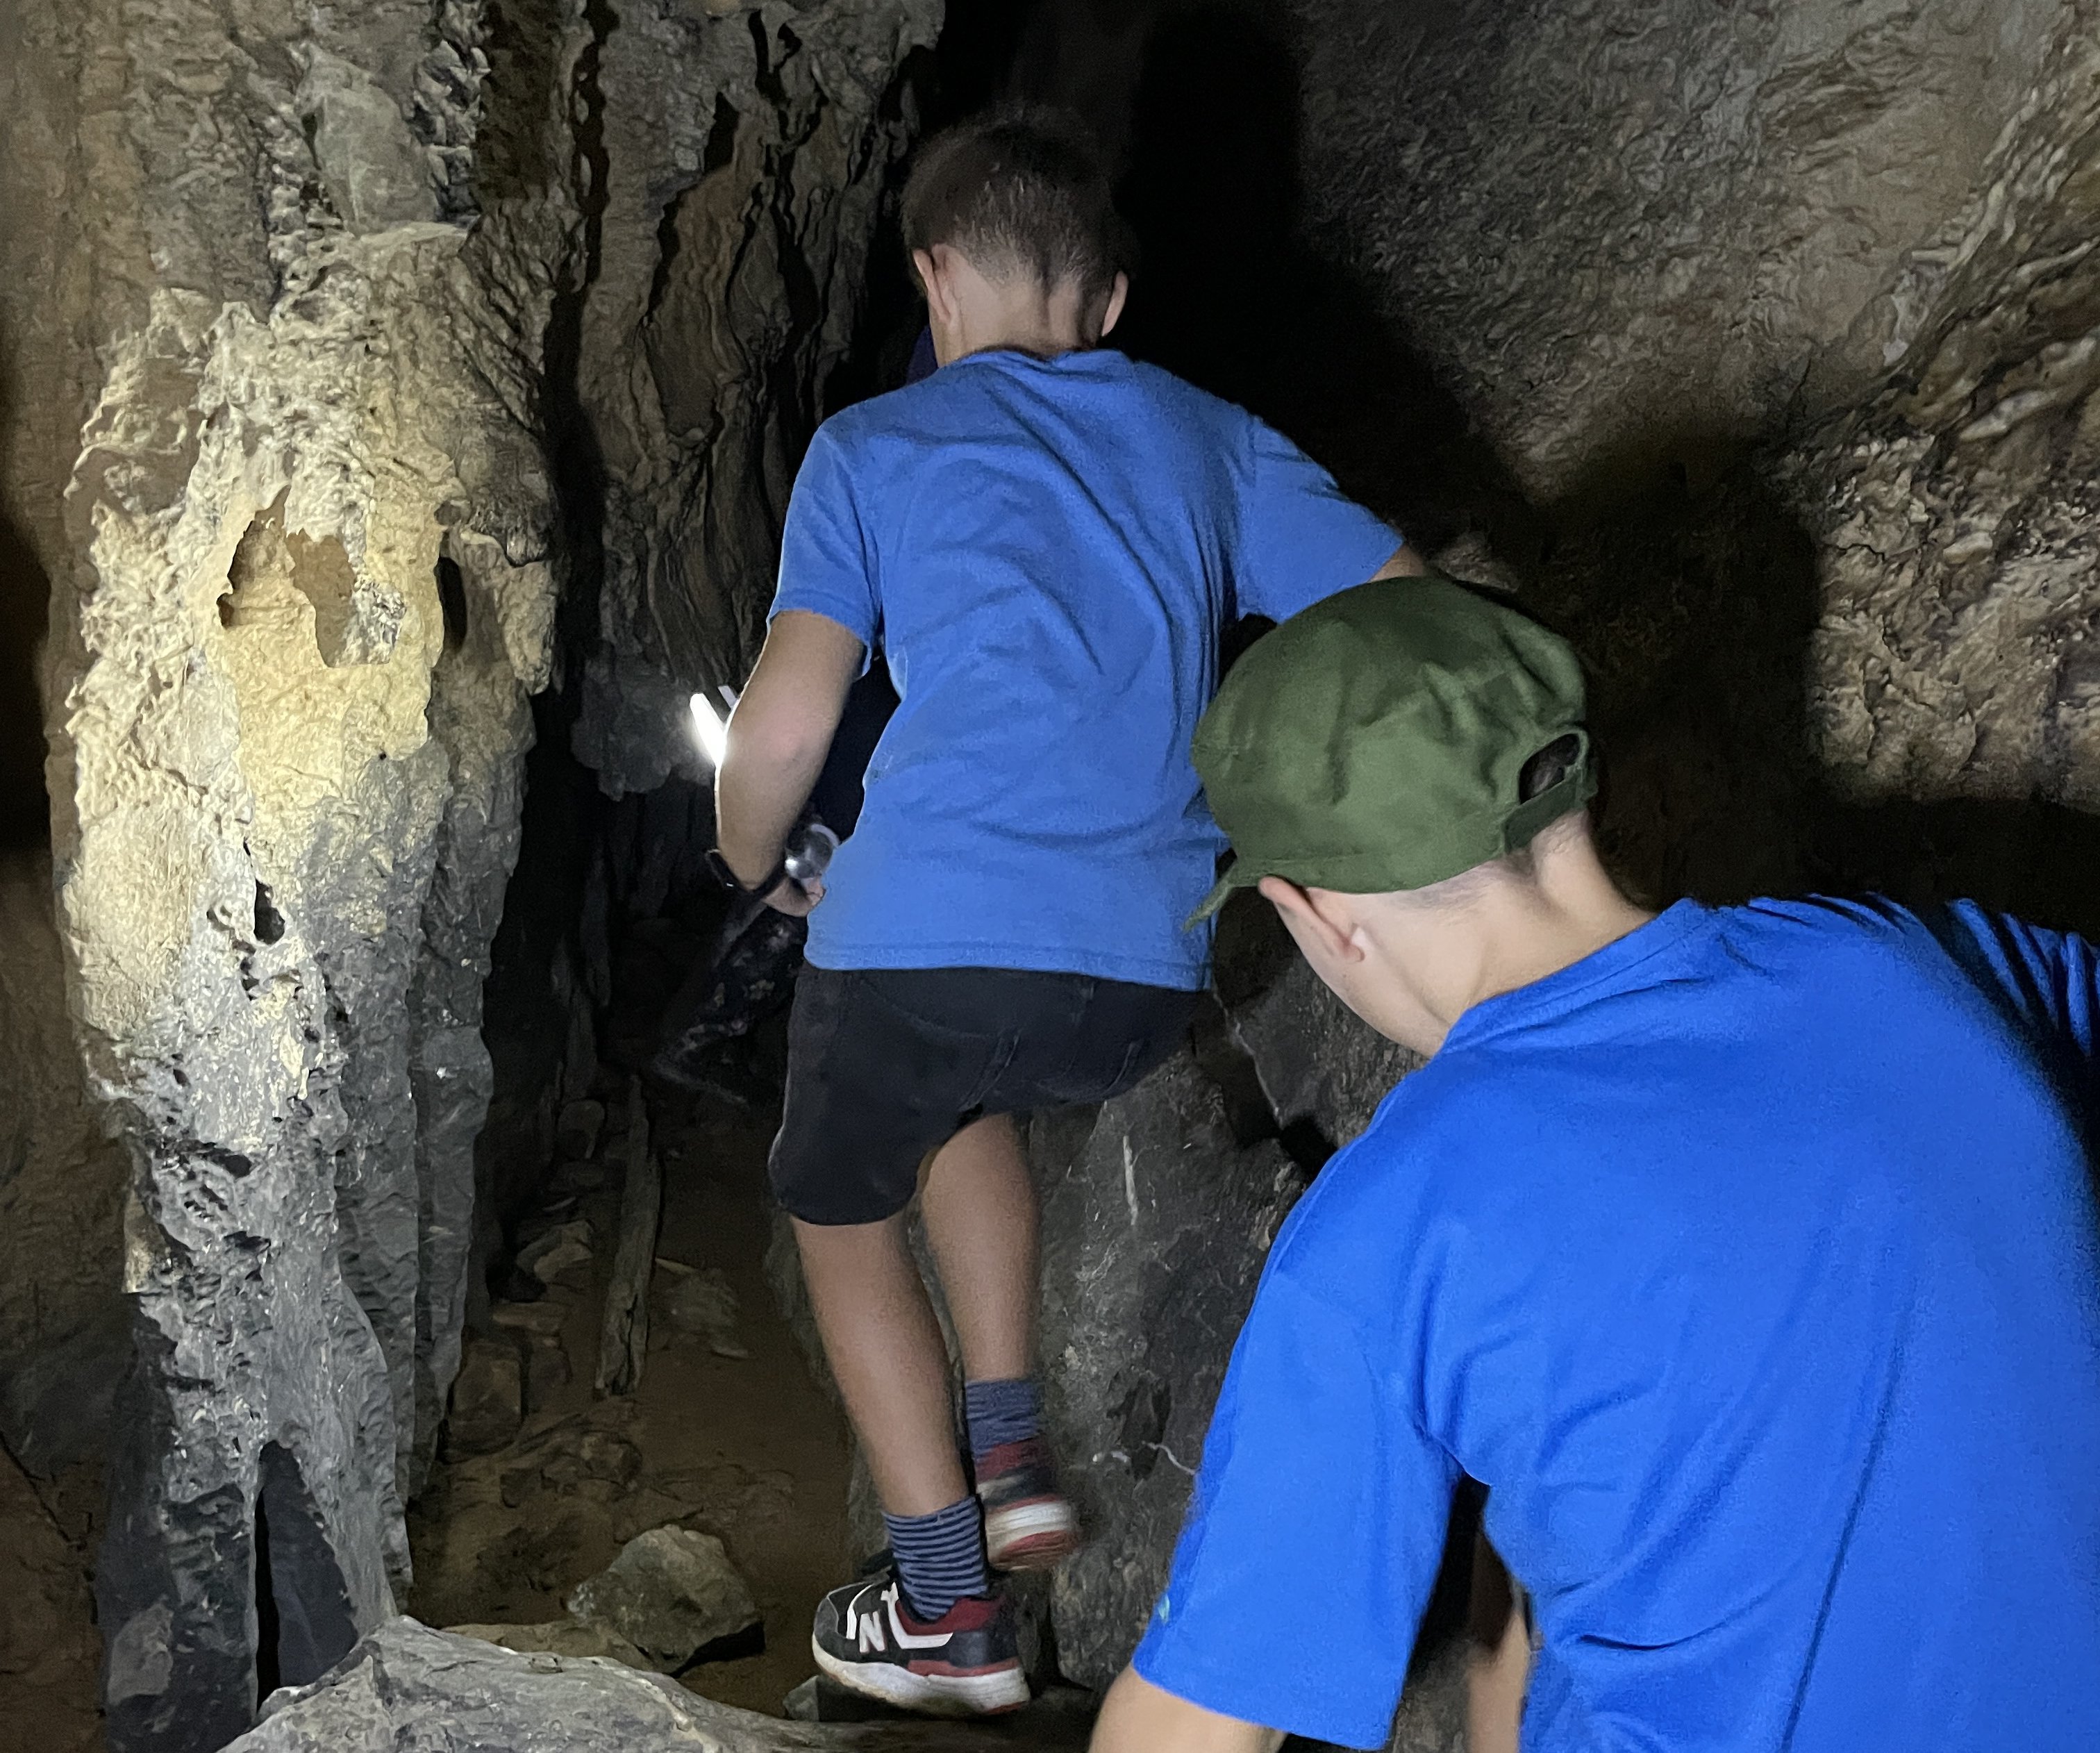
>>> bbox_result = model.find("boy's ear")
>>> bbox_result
[1258,875,1363,965]
[912,247,956,325]
[1099,272,1130,339]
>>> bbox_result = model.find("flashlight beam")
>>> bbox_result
[689,692,729,767]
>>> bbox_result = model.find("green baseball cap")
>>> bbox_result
[1188,575,1595,922]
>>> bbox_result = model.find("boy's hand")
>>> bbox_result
[765,876,826,918]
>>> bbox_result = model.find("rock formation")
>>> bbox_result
[224,1616,1078,1752]
[1283,0,2100,911]
[1,1,932,1747]
[567,0,942,796]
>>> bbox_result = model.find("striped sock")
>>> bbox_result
[883,1495,988,1620]
[964,1377,1042,1463]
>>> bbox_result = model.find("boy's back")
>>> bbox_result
[773,346,1397,989]
[720,106,1412,1717]
[1139,895,2100,1748]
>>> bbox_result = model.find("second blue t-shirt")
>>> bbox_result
[769,345,1399,989]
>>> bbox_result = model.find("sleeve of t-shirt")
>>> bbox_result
[1933,902,2100,1095]
[1232,415,1403,624]
[1131,1264,1458,1750]
[770,421,878,660]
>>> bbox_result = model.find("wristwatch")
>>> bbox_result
[706,847,785,898]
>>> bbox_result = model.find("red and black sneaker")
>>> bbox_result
[810,1574,1028,1716]
[975,1436,1082,1571]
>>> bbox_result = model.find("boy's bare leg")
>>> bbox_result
[794,1212,969,1517]
[920,1114,1038,1382]
[791,1116,1035,1519]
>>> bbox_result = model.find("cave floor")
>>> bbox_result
[406,1081,856,1717]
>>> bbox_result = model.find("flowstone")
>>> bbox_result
[1,1,935,1747]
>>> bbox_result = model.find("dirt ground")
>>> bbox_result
[407,1079,857,1716]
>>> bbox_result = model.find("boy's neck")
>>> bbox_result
[930,274,1101,366]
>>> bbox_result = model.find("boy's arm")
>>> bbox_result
[1090,1669,1283,1753]
[715,610,865,914]
[1123,1263,1454,1748]
[1234,415,1419,619]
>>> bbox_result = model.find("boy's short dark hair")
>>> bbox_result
[901,106,1124,302]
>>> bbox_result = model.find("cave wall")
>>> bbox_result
[1289,0,2084,505]
[0,1,936,1747]
[569,0,941,797]
[0,851,130,1477]
[13,4,571,1743]
[1286,0,2100,910]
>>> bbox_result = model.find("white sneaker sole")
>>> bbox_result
[811,1638,1031,1717]
[985,1497,1081,1570]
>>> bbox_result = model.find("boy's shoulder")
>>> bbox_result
[822,350,1257,445]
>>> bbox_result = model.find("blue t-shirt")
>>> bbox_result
[769,347,1399,988]
[1137,897,2100,1750]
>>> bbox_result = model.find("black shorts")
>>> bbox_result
[769,966,1199,1225]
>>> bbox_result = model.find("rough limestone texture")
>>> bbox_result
[446,1617,653,1668]
[1031,1055,1303,1692]
[1223,941,1422,1149]
[1285,0,2100,904]
[1782,16,2100,825]
[564,1524,761,1669]
[569,0,942,795]
[224,1615,1044,1752]
[8,3,568,1744]
[1289,0,2088,506]
[1,0,939,1745]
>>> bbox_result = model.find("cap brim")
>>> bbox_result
[1183,863,1260,930]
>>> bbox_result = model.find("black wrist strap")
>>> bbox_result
[706,847,785,897]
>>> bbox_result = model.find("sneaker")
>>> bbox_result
[975,1436,1082,1571]
[810,1575,1029,1717]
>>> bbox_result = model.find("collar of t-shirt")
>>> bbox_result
[1442,898,1716,1053]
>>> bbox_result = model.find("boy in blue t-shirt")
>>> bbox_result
[1090,580,2100,1752]
[711,108,1415,1712]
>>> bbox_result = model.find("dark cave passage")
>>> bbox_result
[2,0,2099,1748]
